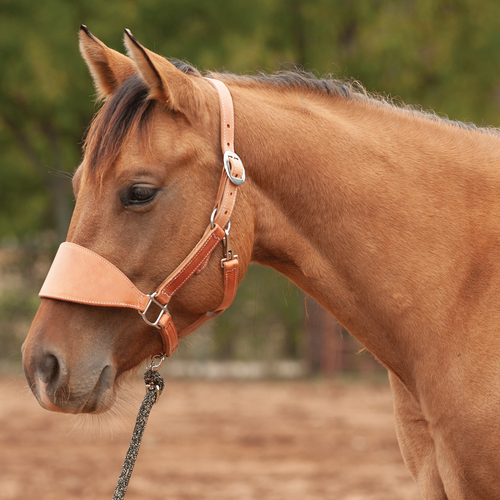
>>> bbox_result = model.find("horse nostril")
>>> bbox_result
[38,353,62,386]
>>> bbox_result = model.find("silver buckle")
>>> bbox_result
[138,292,168,329]
[224,151,245,185]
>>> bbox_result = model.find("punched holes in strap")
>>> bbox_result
[206,78,235,153]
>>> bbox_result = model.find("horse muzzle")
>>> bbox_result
[22,304,118,414]
[23,342,116,414]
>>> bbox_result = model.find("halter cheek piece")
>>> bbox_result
[38,78,244,356]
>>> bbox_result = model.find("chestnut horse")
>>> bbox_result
[23,26,500,499]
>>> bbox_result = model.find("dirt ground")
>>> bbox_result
[0,376,421,500]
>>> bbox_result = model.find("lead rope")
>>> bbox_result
[112,355,166,500]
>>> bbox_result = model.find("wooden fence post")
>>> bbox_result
[305,296,382,376]
[305,296,342,376]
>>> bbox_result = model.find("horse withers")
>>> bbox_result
[23,26,500,499]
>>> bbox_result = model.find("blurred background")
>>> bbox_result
[2,0,500,378]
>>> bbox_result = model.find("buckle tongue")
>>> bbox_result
[139,292,169,328]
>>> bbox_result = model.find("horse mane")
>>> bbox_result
[214,69,494,134]
[83,58,497,182]
[212,69,499,136]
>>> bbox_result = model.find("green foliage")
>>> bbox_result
[0,126,48,240]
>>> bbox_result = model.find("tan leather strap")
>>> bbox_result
[219,258,239,311]
[206,78,234,153]
[177,257,239,338]
[156,224,225,301]
[39,78,244,357]
[206,77,245,230]
[156,313,178,356]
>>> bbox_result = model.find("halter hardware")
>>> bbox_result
[221,227,237,267]
[224,151,246,185]
[144,354,166,399]
[138,292,169,329]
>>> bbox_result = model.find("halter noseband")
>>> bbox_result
[38,78,245,356]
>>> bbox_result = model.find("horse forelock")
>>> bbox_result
[83,74,156,184]
[82,58,202,185]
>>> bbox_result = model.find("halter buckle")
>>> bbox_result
[224,151,246,185]
[139,292,169,329]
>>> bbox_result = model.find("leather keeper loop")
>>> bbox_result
[158,313,179,356]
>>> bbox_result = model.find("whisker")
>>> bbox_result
[69,372,143,439]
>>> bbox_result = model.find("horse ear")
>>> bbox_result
[123,29,202,117]
[79,25,136,100]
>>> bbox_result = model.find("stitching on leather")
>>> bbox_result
[213,82,229,151]
[161,319,178,355]
[66,242,145,308]
[220,85,228,150]
[39,293,139,309]
[224,265,238,306]
[162,233,220,297]
[160,232,222,299]
[165,319,177,354]
[226,85,234,150]
[211,80,233,152]
[195,253,211,275]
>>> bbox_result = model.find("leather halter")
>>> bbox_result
[39,78,244,356]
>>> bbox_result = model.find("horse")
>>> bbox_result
[22,25,500,499]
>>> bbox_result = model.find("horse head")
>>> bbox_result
[22,27,253,414]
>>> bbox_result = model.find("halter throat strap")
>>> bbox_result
[39,78,244,356]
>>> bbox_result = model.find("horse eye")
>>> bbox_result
[123,186,158,206]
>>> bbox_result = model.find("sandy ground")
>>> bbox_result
[0,376,421,500]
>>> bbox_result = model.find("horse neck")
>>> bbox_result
[231,83,500,380]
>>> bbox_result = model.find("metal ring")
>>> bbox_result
[211,209,231,233]
[224,151,246,185]
[210,208,217,229]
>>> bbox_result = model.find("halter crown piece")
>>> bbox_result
[39,78,245,356]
